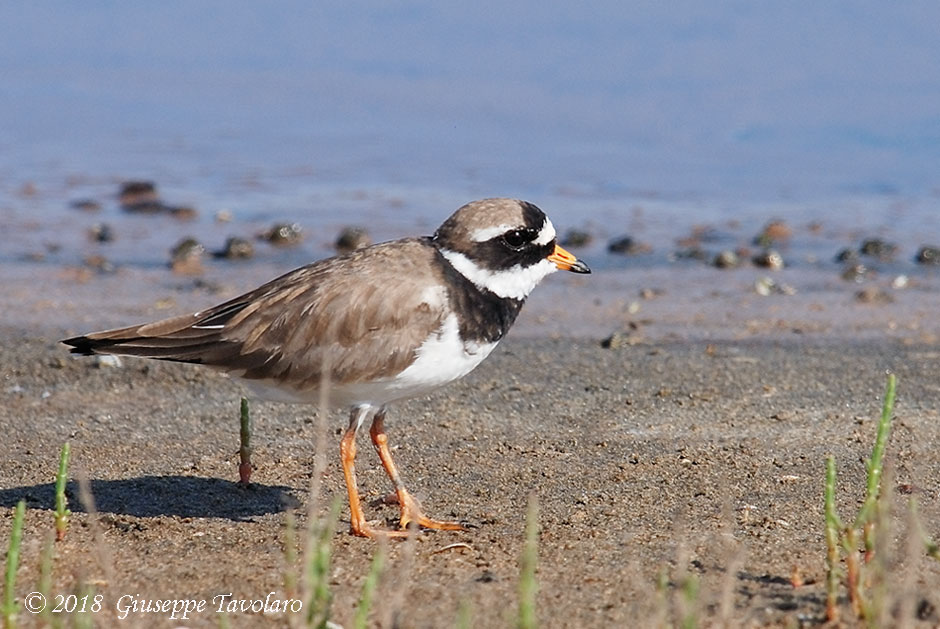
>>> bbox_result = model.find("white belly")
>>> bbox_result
[238,314,498,408]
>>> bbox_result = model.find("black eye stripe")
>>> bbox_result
[501,228,538,248]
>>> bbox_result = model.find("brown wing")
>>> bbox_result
[63,239,448,386]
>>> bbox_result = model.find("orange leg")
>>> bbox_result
[369,410,464,532]
[340,407,413,538]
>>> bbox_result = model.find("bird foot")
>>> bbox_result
[352,492,464,537]
[349,520,420,539]
[396,491,465,532]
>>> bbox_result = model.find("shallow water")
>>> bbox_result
[2,2,940,334]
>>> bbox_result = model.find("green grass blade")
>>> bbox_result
[238,397,252,484]
[54,442,71,541]
[353,545,386,629]
[517,493,539,629]
[857,373,896,530]
[680,570,700,629]
[3,500,26,629]
[909,498,940,563]
[455,597,473,629]
[38,532,57,629]
[71,585,95,629]
[305,497,340,629]
[282,509,298,598]
[824,455,842,622]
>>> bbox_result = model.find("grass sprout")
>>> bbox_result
[54,442,71,541]
[37,532,56,629]
[824,373,902,623]
[678,568,700,629]
[823,455,842,622]
[238,397,252,485]
[3,500,26,629]
[283,509,299,600]
[517,493,539,629]
[303,498,341,629]
[353,542,386,629]
[455,597,473,629]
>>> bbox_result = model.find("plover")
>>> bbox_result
[63,198,590,537]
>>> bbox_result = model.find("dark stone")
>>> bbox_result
[260,223,303,247]
[753,219,791,247]
[560,229,592,248]
[608,235,651,255]
[70,199,102,212]
[169,237,205,274]
[119,181,158,207]
[88,223,115,243]
[915,245,940,265]
[335,227,372,254]
[859,238,898,260]
[713,250,740,269]
[213,237,255,260]
[753,249,784,270]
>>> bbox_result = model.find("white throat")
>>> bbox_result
[440,249,558,300]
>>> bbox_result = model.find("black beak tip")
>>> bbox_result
[569,260,591,274]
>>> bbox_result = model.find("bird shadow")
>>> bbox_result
[0,475,299,521]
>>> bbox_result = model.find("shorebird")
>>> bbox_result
[64,198,590,537]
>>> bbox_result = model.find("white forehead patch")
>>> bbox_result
[470,224,515,243]
[440,249,558,300]
[470,218,556,246]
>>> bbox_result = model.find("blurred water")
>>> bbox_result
[2,1,939,270]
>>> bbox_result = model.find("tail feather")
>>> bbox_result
[61,311,230,364]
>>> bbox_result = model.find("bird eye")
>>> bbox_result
[501,229,533,249]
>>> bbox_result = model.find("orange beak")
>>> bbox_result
[547,243,591,274]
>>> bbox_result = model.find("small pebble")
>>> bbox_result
[561,229,592,248]
[753,249,784,270]
[213,237,254,260]
[841,263,869,283]
[83,255,116,274]
[855,287,893,304]
[754,277,797,296]
[753,219,792,247]
[608,236,651,255]
[601,331,633,349]
[335,227,372,254]
[215,209,234,223]
[122,199,164,214]
[88,223,115,243]
[167,205,198,220]
[713,250,740,269]
[915,245,940,265]
[94,355,123,368]
[835,248,859,263]
[677,224,721,247]
[118,181,196,218]
[119,181,158,207]
[260,223,303,246]
[169,237,205,275]
[859,238,897,260]
[670,247,708,262]
[70,199,102,212]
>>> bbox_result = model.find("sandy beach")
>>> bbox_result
[2,292,939,627]
[3,178,940,629]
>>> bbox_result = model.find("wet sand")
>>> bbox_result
[2,196,940,627]
[1,311,939,627]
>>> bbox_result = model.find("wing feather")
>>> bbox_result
[62,239,448,386]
